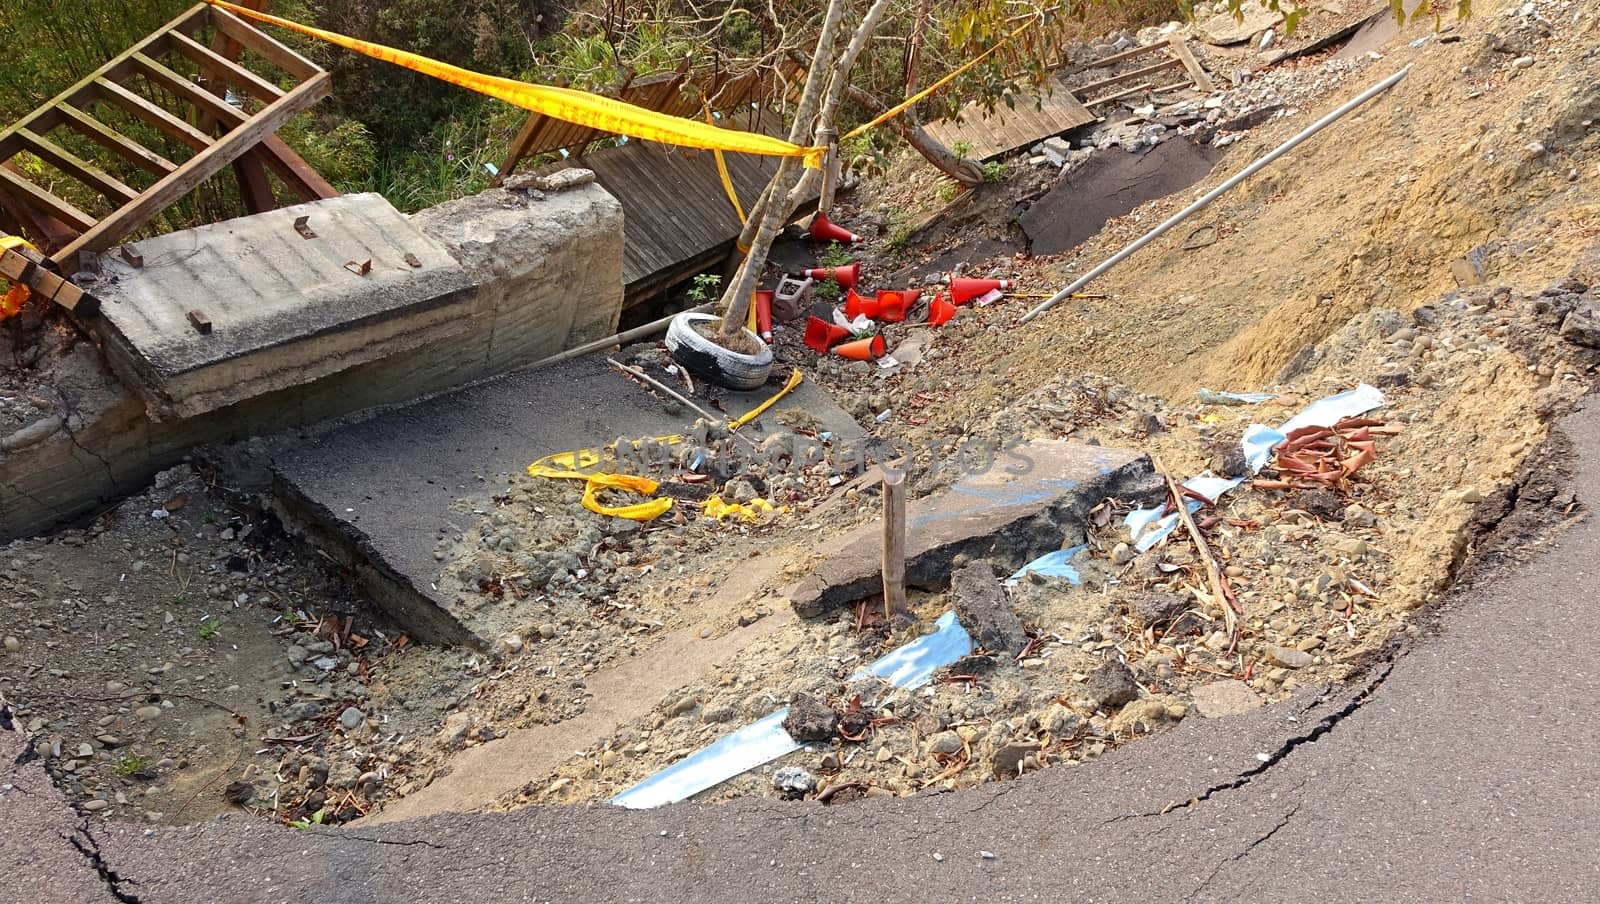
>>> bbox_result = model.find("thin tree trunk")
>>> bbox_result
[845,84,983,186]
[715,0,848,340]
[806,0,896,214]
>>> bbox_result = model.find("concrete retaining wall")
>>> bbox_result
[0,180,625,541]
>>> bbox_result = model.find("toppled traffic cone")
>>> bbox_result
[803,262,860,288]
[844,286,879,320]
[874,289,920,324]
[833,335,886,360]
[927,292,956,327]
[804,316,852,353]
[810,212,862,245]
[755,289,775,341]
[949,275,1013,304]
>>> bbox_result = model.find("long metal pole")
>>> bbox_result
[1020,65,1410,324]
[508,303,714,375]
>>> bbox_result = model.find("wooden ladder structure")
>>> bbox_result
[0,1,335,276]
[1072,36,1216,109]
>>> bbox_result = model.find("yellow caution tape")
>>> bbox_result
[705,106,746,224]
[842,20,1033,142]
[730,368,802,430]
[208,1,824,167]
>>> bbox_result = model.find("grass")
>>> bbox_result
[199,619,221,641]
[820,241,855,268]
[115,753,149,776]
[685,273,722,305]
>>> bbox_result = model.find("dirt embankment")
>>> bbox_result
[5,0,1600,826]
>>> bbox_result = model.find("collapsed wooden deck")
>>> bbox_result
[499,64,815,311]
[563,122,818,309]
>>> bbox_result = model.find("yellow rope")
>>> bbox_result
[842,20,1033,142]
[207,0,825,167]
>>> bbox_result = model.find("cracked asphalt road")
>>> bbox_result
[7,398,1600,903]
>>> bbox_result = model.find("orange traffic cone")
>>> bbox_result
[804,315,853,353]
[755,290,775,341]
[875,289,920,324]
[810,212,863,245]
[948,275,1013,304]
[927,292,956,327]
[832,335,886,360]
[844,286,879,320]
[803,262,860,288]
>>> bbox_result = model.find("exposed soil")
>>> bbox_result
[4,0,1600,828]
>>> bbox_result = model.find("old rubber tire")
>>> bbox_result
[664,312,774,391]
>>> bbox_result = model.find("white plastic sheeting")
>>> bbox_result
[611,611,974,809]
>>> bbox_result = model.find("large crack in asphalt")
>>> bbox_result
[1102,652,1398,825]
[66,821,143,904]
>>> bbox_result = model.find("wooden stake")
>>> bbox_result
[882,466,907,621]
[1153,456,1240,644]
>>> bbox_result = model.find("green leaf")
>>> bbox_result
[1391,0,1407,25]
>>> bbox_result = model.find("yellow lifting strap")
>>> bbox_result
[207,1,825,168]
[0,235,37,320]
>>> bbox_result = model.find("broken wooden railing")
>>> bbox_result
[0,1,336,276]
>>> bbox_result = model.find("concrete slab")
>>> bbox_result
[785,440,1161,618]
[259,358,866,647]
[88,193,477,420]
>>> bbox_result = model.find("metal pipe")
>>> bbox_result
[1020,65,1411,324]
[509,303,714,375]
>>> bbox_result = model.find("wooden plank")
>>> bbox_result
[131,52,251,131]
[14,128,139,204]
[1084,81,1153,107]
[256,135,338,200]
[233,149,277,213]
[1167,36,1215,93]
[497,110,546,182]
[91,77,214,151]
[205,7,322,81]
[1070,57,1183,98]
[1081,41,1169,69]
[184,2,328,206]
[923,76,1094,161]
[0,168,97,232]
[167,29,285,103]
[54,104,178,177]
[55,72,331,270]
[0,162,80,251]
[208,0,268,61]
[0,244,98,314]
[0,7,194,152]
